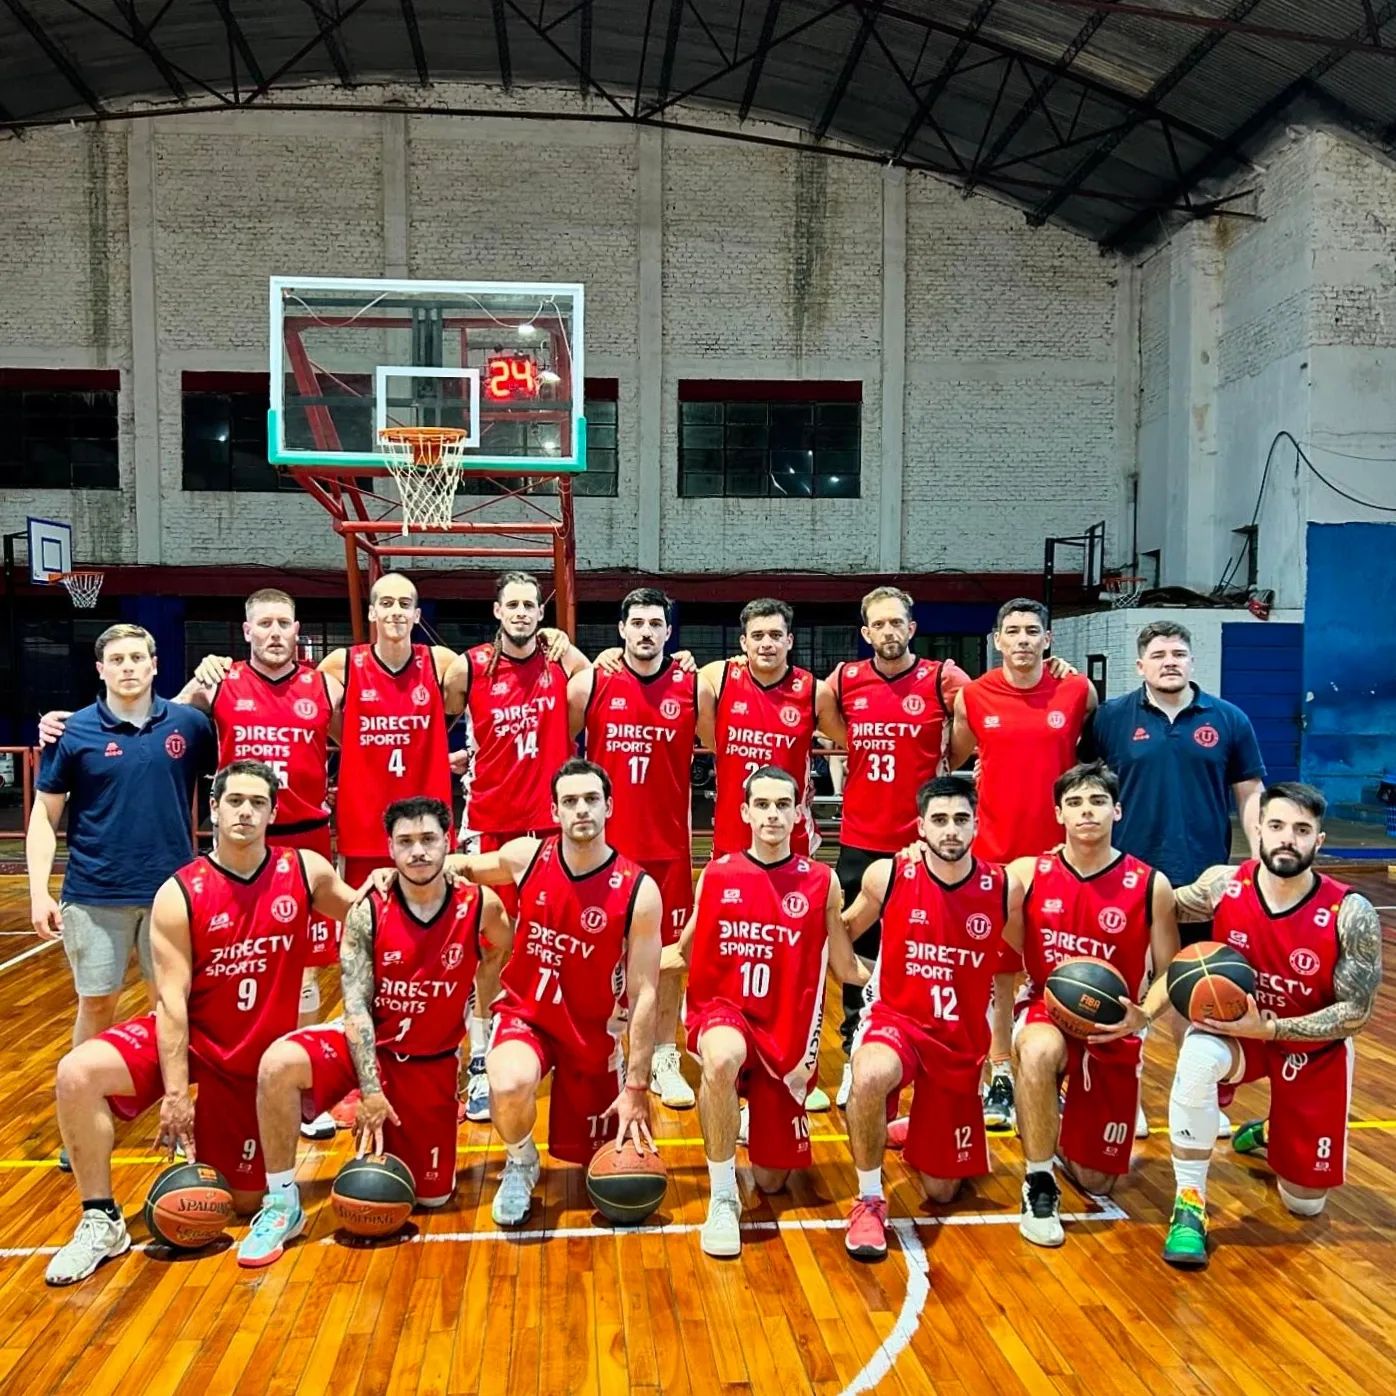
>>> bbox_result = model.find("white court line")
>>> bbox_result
[839,1219,930,1396]
[0,1203,1130,1260]
[0,939,57,974]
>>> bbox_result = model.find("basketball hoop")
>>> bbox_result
[1101,575,1145,610]
[378,426,470,533]
[48,570,104,608]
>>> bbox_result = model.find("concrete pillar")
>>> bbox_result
[878,167,907,573]
[636,127,664,572]
[383,109,409,277]
[127,122,162,565]
[1114,259,1141,569]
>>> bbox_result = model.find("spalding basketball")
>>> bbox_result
[1044,957,1129,1039]
[143,1161,234,1249]
[1166,942,1256,1024]
[331,1153,416,1237]
[586,1142,668,1226]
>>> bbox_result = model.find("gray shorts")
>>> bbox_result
[60,902,153,997]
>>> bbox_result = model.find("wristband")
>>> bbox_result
[624,1082,648,1094]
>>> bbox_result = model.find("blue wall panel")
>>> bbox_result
[1221,622,1303,784]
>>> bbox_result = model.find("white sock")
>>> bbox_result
[1172,1156,1210,1200]
[991,1059,1013,1080]
[265,1169,298,1201]
[855,1167,883,1200]
[468,1016,490,1058]
[707,1156,737,1198]
[1025,1158,1054,1177]
[505,1137,539,1168]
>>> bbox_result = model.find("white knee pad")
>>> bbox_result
[299,978,321,1014]
[1169,1031,1234,1151]
[1277,1181,1328,1217]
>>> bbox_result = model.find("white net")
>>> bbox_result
[52,571,105,608]
[1101,576,1145,609]
[379,428,470,532]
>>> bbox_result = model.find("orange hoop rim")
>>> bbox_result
[378,425,469,468]
[47,569,105,583]
[1101,574,1145,591]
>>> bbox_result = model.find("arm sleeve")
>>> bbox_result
[1225,709,1267,783]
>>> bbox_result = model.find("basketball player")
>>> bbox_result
[952,598,1096,1130]
[666,767,867,1258]
[43,760,361,1286]
[237,796,512,1266]
[1157,782,1382,1268]
[570,587,699,1110]
[826,586,970,1107]
[444,758,663,1227]
[1007,761,1178,1246]
[840,775,1024,1260]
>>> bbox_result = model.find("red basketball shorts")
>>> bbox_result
[1016,996,1141,1176]
[99,1013,265,1194]
[289,1024,461,1202]
[489,1013,621,1166]
[687,1002,812,1173]
[638,856,695,947]
[854,1005,988,1180]
[269,825,339,967]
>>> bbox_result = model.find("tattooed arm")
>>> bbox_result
[339,897,400,1151]
[1171,863,1237,923]
[1273,894,1383,1042]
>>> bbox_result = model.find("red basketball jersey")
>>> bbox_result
[962,669,1092,862]
[173,849,311,1078]
[834,658,966,852]
[1214,860,1348,1032]
[712,664,816,857]
[585,660,697,862]
[369,881,484,1057]
[338,644,452,857]
[211,662,333,831]
[1022,851,1156,1002]
[869,855,1007,1086]
[495,838,645,1069]
[685,852,833,1090]
[463,646,573,836]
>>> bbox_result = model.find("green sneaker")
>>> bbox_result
[1162,1188,1209,1268]
[236,1193,305,1269]
[1232,1119,1268,1156]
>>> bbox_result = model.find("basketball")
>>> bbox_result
[330,1153,416,1237]
[1166,942,1256,1024]
[143,1161,234,1250]
[1044,957,1130,1039]
[586,1142,669,1226]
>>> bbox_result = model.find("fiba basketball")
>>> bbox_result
[143,1162,234,1250]
[586,1142,669,1226]
[1166,942,1257,1024]
[330,1154,416,1237]
[1044,957,1130,1039]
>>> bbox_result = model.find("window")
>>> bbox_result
[0,370,120,489]
[578,384,618,497]
[182,373,287,492]
[678,380,861,499]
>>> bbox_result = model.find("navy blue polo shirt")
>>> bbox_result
[1087,684,1266,888]
[37,697,215,903]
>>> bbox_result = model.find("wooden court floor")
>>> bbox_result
[0,870,1392,1396]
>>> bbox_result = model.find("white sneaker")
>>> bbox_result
[300,1110,336,1141]
[1135,1103,1150,1139]
[736,1104,749,1147]
[1217,1112,1233,1140]
[805,1085,831,1113]
[836,1062,853,1109]
[464,1066,491,1124]
[650,1044,696,1109]
[45,1209,131,1286]
[1020,1173,1065,1249]
[700,1192,742,1258]
[491,1153,540,1227]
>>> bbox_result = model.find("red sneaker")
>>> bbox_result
[886,1116,909,1150]
[845,1196,889,1261]
[330,1090,361,1129]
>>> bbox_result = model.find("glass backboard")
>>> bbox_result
[268,277,586,471]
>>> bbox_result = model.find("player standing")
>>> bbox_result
[1158,783,1382,1267]
[1008,761,1178,1246]
[445,759,663,1227]
[570,588,699,1109]
[840,776,1023,1260]
[826,586,969,1106]
[668,767,866,1258]
[952,598,1096,1130]
[43,760,360,1285]
[239,796,511,1265]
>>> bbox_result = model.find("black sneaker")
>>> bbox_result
[1019,1172,1065,1247]
[983,1073,1015,1130]
[57,1148,72,1173]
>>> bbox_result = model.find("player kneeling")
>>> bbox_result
[841,776,1024,1260]
[1161,783,1382,1268]
[45,761,360,1286]
[666,767,867,1259]
[238,796,510,1266]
